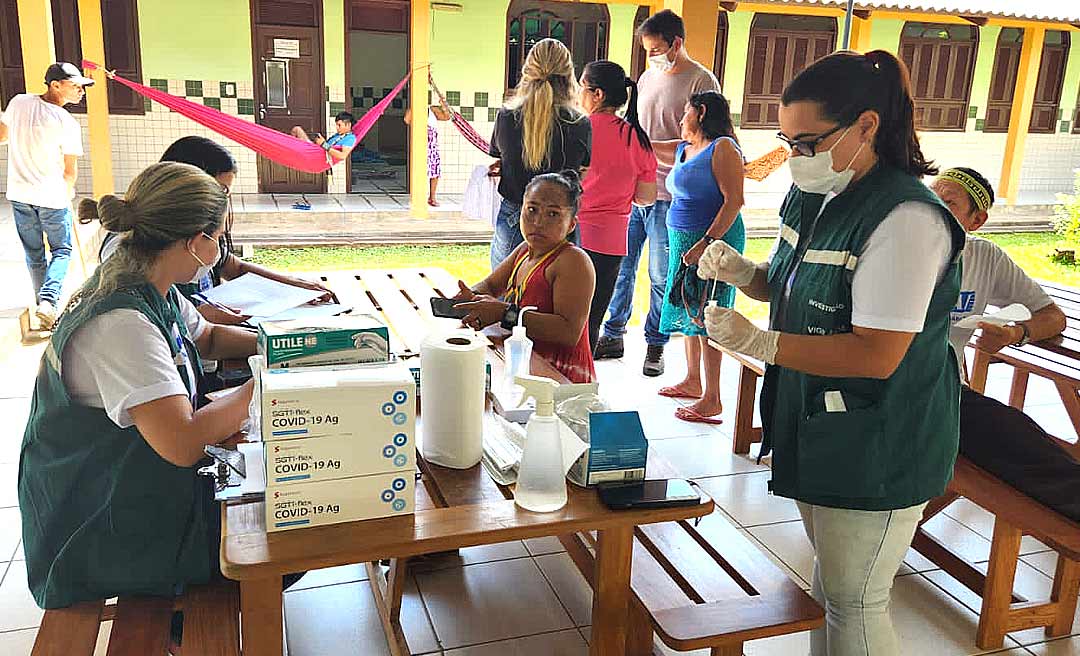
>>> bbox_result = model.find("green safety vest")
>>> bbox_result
[19,275,214,609]
[761,165,966,511]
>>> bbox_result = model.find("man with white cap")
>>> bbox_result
[0,62,92,328]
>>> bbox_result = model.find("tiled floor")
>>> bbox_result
[0,335,1078,655]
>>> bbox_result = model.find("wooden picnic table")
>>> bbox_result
[219,267,716,656]
[967,280,1080,457]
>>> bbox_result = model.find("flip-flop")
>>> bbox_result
[675,407,724,425]
[659,386,701,399]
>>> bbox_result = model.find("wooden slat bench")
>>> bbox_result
[30,581,239,656]
[345,268,823,655]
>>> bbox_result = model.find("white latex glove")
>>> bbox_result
[705,305,780,365]
[697,240,757,287]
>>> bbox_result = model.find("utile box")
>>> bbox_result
[258,314,390,369]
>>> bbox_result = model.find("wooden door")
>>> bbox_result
[253,25,326,194]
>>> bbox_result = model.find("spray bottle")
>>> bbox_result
[513,374,568,512]
[504,306,536,390]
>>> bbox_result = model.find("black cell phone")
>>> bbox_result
[596,479,701,510]
[430,296,469,319]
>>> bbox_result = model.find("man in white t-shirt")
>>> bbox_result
[0,62,91,328]
[932,167,1079,523]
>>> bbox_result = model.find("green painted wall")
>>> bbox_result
[1061,41,1080,130]
[325,0,345,92]
[868,18,902,53]
[138,1,252,81]
[607,5,639,76]
[430,0,509,103]
[722,11,751,112]
[969,25,1001,122]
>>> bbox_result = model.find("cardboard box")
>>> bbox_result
[266,471,415,532]
[261,362,415,442]
[258,314,390,369]
[568,411,648,486]
[265,432,413,485]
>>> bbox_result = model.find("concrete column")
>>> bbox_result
[77,0,114,198]
[409,0,431,219]
[999,26,1045,205]
[16,0,54,92]
[663,0,719,71]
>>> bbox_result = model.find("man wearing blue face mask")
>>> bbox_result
[593,9,720,377]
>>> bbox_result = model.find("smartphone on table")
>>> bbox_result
[596,479,701,510]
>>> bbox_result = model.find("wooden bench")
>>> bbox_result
[336,268,823,656]
[31,581,240,656]
[711,338,1080,650]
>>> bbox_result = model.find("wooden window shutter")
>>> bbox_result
[713,12,728,87]
[899,23,977,131]
[0,0,25,105]
[630,5,648,81]
[1029,32,1069,134]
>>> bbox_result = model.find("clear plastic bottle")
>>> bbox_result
[513,374,568,512]
[504,306,536,390]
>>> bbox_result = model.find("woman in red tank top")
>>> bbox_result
[454,171,597,383]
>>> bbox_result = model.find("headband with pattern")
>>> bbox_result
[940,168,992,212]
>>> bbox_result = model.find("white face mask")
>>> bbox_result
[788,126,865,195]
[648,41,677,72]
[187,234,219,284]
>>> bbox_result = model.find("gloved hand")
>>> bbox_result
[705,305,780,365]
[696,240,758,287]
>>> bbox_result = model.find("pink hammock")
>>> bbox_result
[430,73,491,154]
[82,60,411,174]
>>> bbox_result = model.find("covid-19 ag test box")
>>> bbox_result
[266,471,415,532]
[260,362,415,442]
[258,314,391,369]
[265,432,414,485]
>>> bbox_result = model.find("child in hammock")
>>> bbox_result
[290,111,357,165]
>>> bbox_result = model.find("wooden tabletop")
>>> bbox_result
[980,282,1080,386]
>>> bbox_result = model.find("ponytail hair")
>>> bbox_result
[526,168,584,216]
[508,38,581,170]
[582,60,652,152]
[781,49,937,178]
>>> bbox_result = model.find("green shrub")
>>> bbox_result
[1054,170,1080,244]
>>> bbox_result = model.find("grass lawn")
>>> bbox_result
[248,232,1079,325]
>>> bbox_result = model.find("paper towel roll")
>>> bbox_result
[420,329,488,469]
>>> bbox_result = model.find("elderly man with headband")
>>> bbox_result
[930,167,1079,523]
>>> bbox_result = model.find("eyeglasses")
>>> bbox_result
[776,123,847,158]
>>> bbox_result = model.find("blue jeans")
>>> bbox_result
[602,200,670,346]
[491,199,523,269]
[12,201,73,305]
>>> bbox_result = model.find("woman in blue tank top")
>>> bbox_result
[652,91,746,424]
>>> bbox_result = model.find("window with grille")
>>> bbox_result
[899,23,977,131]
[986,30,1070,134]
[51,0,144,115]
[742,14,836,129]
[506,0,609,90]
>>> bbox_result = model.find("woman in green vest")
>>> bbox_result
[698,50,965,655]
[19,161,259,609]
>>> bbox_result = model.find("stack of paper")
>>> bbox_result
[194,273,349,325]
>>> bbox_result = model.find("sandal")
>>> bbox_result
[675,407,724,425]
[659,386,701,399]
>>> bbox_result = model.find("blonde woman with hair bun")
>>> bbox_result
[17,161,304,612]
[488,38,591,268]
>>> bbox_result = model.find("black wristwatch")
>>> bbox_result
[501,303,522,330]
[702,235,717,245]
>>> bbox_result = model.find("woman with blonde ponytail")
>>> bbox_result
[18,161,281,611]
[488,38,591,268]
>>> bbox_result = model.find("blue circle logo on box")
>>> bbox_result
[393,433,408,447]
[381,402,395,416]
[383,445,396,458]
[393,390,408,404]
[392,498,406,511]
[393,412,407,425]
[393,454,407,467]
[392,477,407,491]
[381,489,395,503]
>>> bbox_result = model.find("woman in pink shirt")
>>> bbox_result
[578,61,659,352]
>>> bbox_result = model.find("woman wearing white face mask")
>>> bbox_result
[19,162,261,609]
[697,50,965,656]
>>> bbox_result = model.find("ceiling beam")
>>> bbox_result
[853,9,871,20]
[961,15,990,26]
[719,2,738,12]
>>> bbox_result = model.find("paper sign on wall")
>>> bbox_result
[273,39,301,59]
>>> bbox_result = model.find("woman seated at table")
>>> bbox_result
[19,162,259,609]
[454,170,597,383]
[96,136,334,324]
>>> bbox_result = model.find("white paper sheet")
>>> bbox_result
[247,303,351,327]
[954,303,1032,330]
[197,273,324,318]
